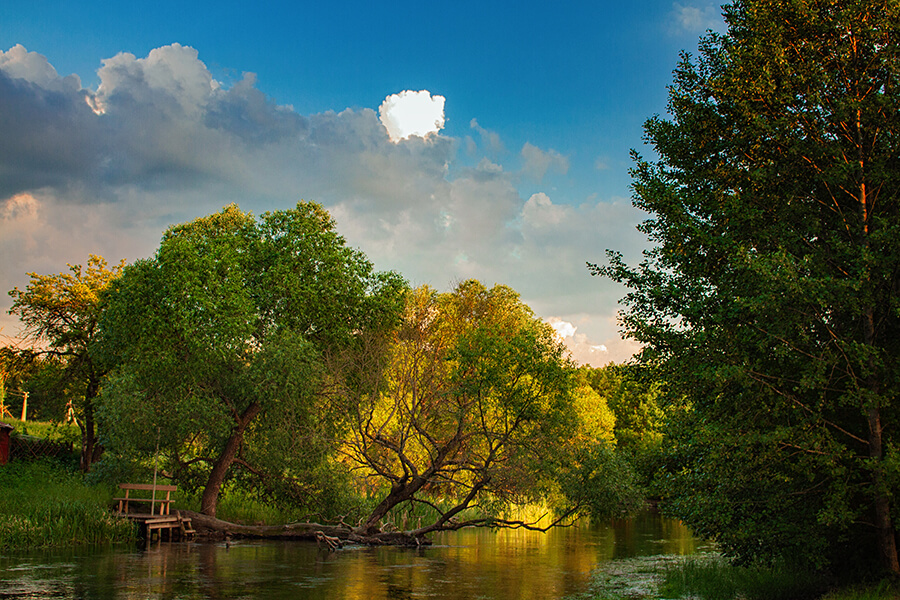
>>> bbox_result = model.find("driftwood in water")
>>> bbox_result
[179,510,432,546]
[315,531,343,550]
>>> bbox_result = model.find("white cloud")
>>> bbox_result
[523,192,567,227]
[379,90,445,142]
[470,118,504,155]
[547,318,577,339]
[670,2,723,34]
[520,142,569,182]
[92,44,216,118]
[0,44,80,92]
[0,44,648,366]
[1,192,39,221]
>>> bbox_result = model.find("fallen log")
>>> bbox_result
[178,510,432,546]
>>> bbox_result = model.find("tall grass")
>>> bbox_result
[4,417,80,443]
[0,460,137,549]
[819,581,900,600]
[659,555,826,600]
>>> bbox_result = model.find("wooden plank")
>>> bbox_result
[117,483,177,492]
[115,483,175,516]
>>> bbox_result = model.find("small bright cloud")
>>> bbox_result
[379,90,445,142]
[521,142,569,182]
[1,193,39,221]
[671,2,722,33]
[591,344,608,353]
[523,193,567,227]
[470,118,504,154]
[547,317,577,339]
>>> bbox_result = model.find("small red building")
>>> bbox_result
[0,422,13,464]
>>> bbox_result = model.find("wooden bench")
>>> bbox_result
[114,483,195,542]
[115,483,177,516]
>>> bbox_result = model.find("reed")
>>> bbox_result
[0,460,137,549]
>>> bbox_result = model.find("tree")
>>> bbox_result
[8,255,125,471]
[340,282,641,539]
[98,203,406,517]
[593,0,900,573]
[582,365,665,488]
[0,347,70,423]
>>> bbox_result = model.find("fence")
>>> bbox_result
[9,434,74,461]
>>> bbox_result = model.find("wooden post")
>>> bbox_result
[20,392,27,422]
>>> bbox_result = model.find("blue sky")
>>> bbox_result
[0,0,724,364]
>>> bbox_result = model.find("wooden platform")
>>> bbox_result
[125,511,196,542]
[114,483,195,542]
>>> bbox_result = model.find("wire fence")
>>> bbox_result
[9,435,74,461]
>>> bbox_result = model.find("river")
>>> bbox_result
[0,511,714,599]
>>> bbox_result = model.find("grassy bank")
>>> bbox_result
[570,554,898,600]
[659,555,825,600]
[0,460,137,550]
[3,417,80,443]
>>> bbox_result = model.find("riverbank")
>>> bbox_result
[569,554,898,600]
[0,460,136,549]
[0,459,894,600]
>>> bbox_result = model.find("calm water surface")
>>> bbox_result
[0,511,714,599]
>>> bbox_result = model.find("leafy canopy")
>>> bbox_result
[594,0,900,573]
[98,202,406,516]
[343,282,641,536]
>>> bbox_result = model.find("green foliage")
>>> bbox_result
[344,282,643,533]
[98,202,407,517]
[594,0,900,573]
[0,460,137,549]
[582,365,666,489]
[7,255,125,471]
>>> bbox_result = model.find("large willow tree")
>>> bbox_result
[595,0,900,573]
[99,203,406,517]
[341,282,641,539]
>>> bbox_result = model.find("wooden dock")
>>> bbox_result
[115,483,195,542]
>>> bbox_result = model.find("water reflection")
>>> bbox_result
[0,511,713,599]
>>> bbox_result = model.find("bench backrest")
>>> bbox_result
[118,483,178,493]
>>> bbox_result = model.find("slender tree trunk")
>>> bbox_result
[80,377,101,473]
[200,402,262,517]
[855,111,899,574]
[867,403,899,573]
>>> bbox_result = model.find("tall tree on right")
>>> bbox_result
[594,0,900,573]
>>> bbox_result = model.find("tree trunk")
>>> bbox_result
[856,120,899,574]
[80,375,103,473]
[180,510,431,546]
[867,404,899,573]
[362,477,425,533]
[200,402,262,517]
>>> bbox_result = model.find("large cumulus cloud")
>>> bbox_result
[0,43,644,365]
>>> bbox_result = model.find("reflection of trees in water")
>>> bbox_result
[608,510,709,559]
[0,514,711,600]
